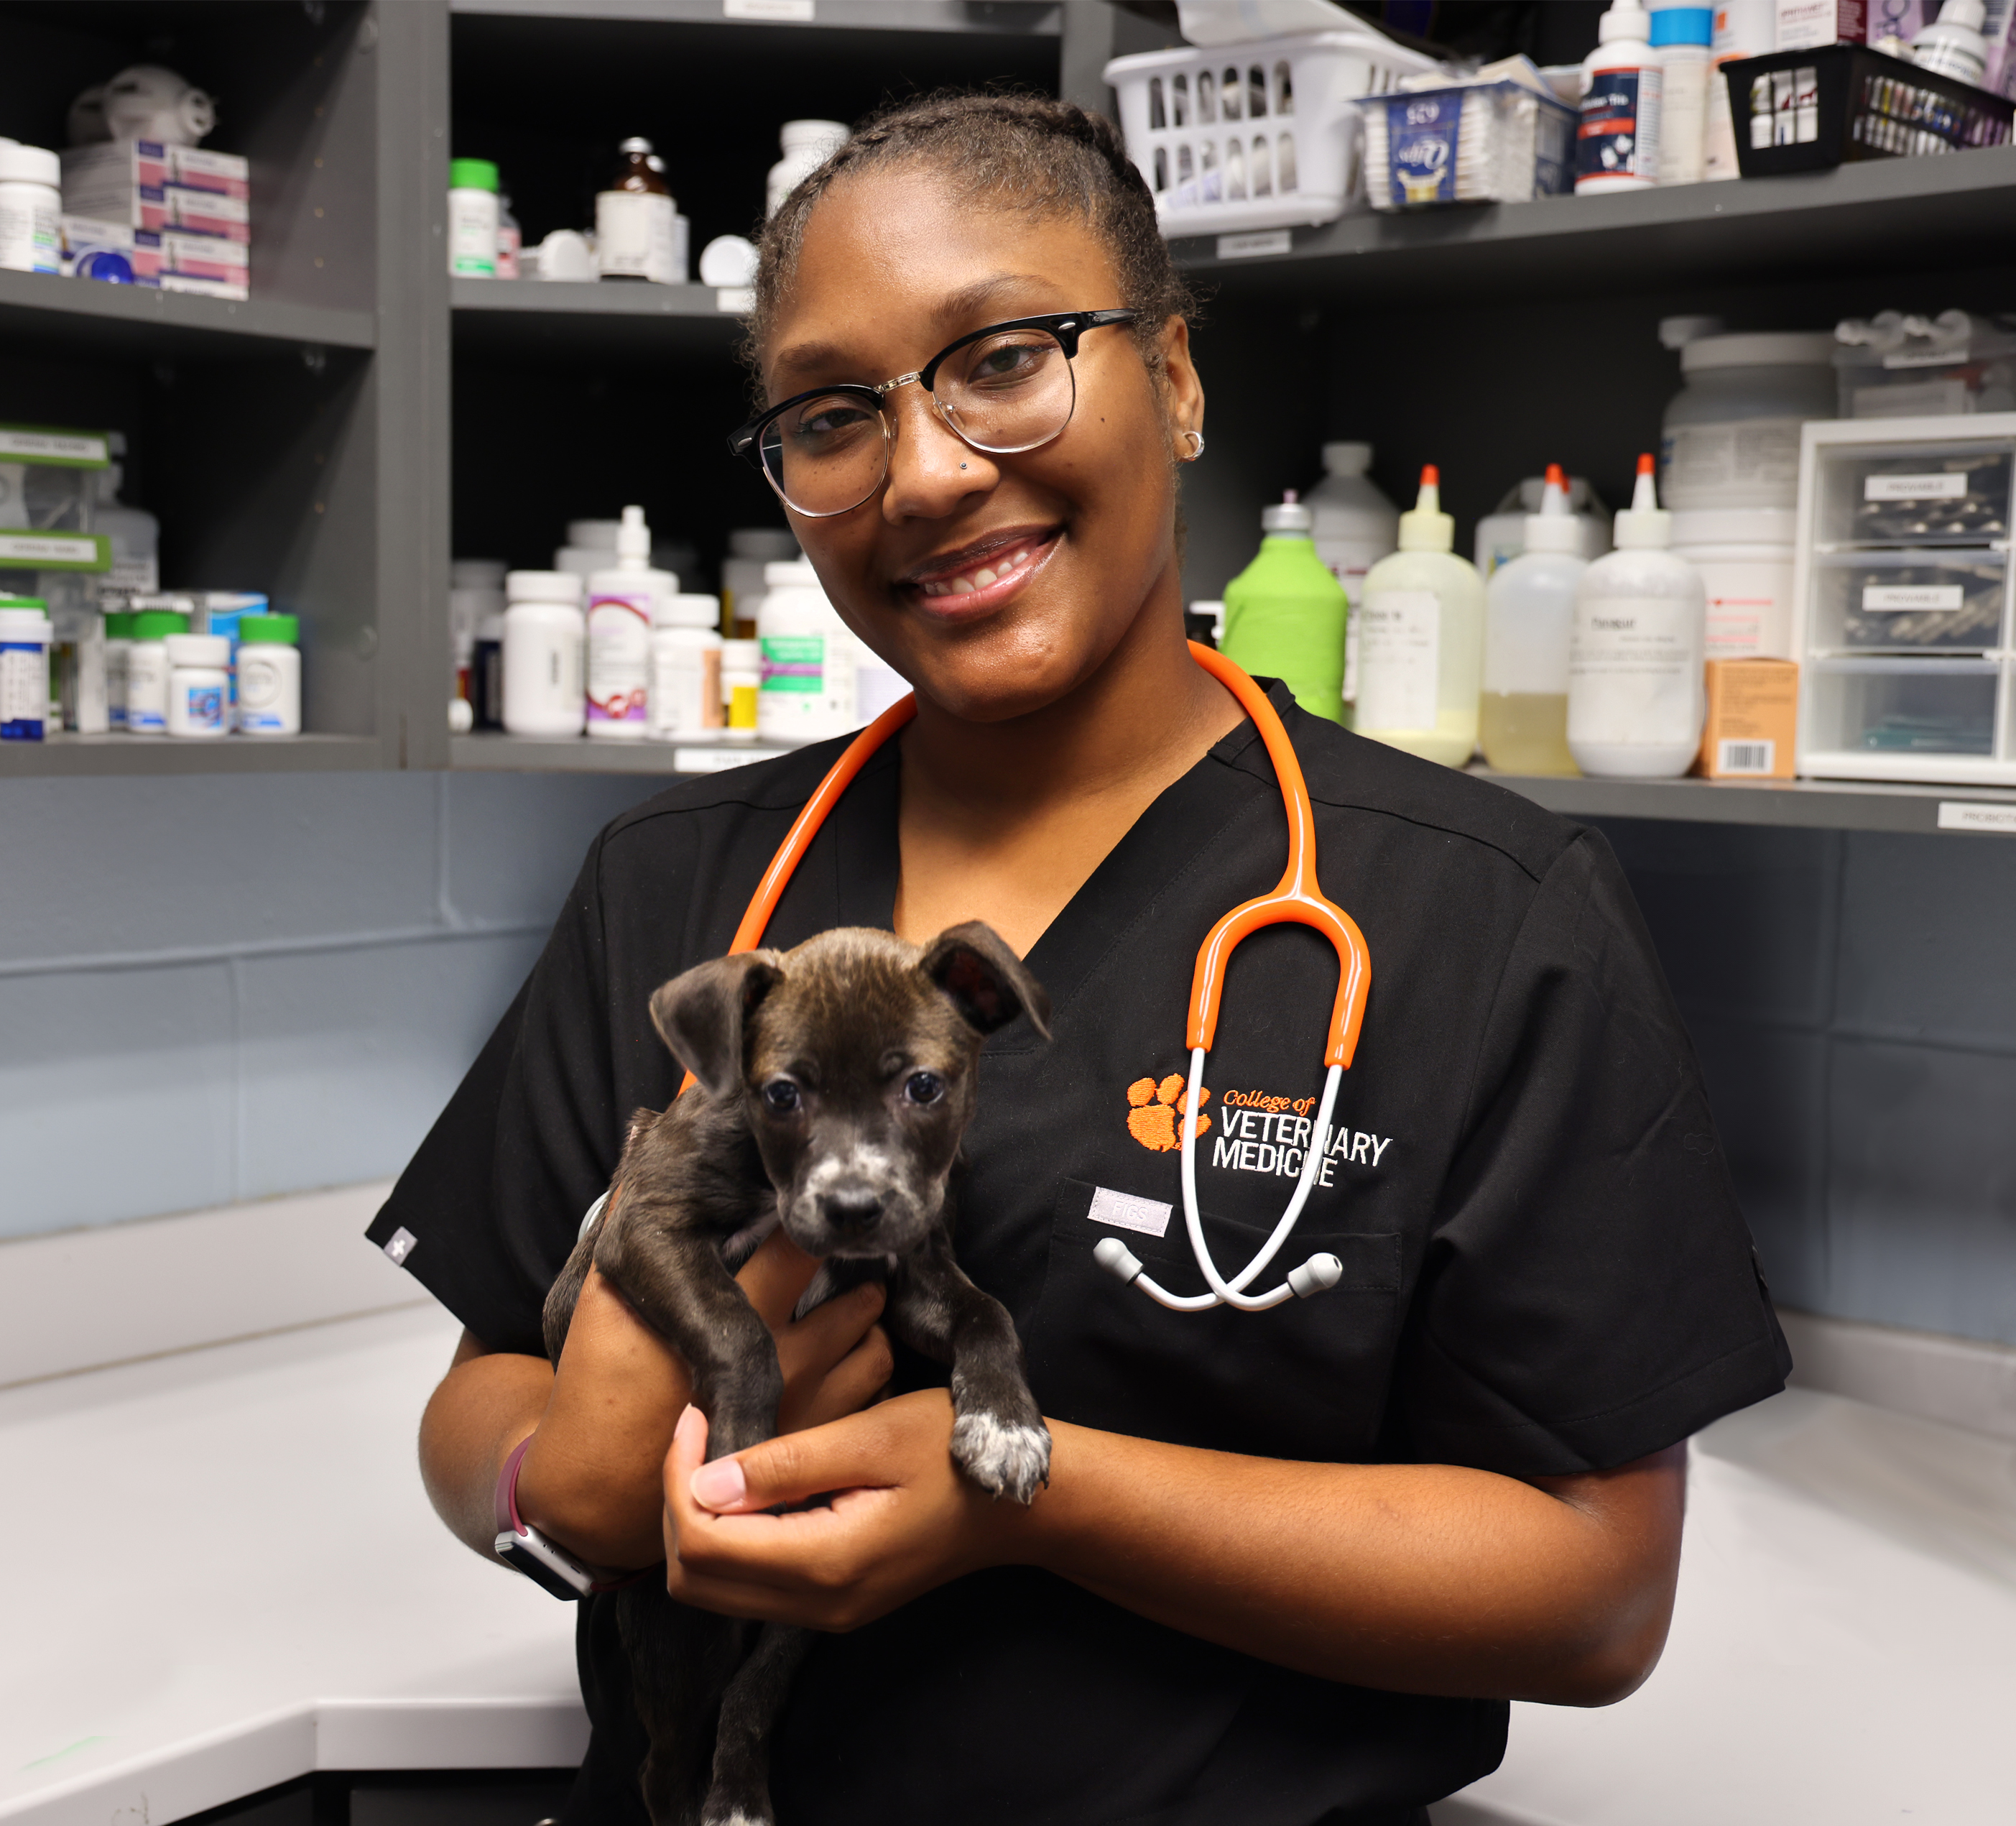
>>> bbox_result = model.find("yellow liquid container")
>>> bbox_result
[1479,466,1583,776]
[1481,693,1576,774]
[1355,466,1484,768]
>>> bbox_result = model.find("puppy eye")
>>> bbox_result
[905,1071,945,1105]
[762,1079,801,1113]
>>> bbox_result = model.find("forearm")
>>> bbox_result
[1024,1423,1683,1705]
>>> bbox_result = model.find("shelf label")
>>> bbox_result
[716,286,755,315]
[0,427,109,467]
[1216,229,1291,260]
[1863,584,1964,612]
[724,0,813,17]
[0,530,111,571]
[676,745,785,773]
[1864,472,1967,502]
[1938,801,2016,834]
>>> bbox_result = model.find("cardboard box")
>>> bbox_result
[60,216,164,280]
[161,230,248,281]
[1775,0,1867,47]
[1694,658,1799,779]
[60,139,248,202]
[62,179,250,242]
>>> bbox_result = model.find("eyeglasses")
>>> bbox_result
[728,308,1138,518]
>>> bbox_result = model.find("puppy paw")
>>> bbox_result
[700,1795,773,1826]
[951,1409,1052,1504]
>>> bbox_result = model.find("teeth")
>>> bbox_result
[974,568,997,587]
[951,576,976,595]
[1012,550,1028,565]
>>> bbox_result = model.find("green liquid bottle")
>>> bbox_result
[1220,490,1346,724]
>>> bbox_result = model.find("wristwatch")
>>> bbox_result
[492,1434,597,1600]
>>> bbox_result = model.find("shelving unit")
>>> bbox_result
[4,0,2014,832]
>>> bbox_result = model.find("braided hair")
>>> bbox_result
[745,91,1196,392]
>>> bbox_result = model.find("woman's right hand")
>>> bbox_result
[505,1231,892,1572]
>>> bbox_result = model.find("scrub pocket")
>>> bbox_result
[1022,1179,1405,1462]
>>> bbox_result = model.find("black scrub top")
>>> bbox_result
[369,682,1790,1826]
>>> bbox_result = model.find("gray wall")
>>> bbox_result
[1601,819,2016,1350]
[0,771,662,1237]
[3,773,2011,1351]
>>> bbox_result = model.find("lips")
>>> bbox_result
[899,526,1060,612]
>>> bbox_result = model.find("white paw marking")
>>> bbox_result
[951,1411,1052,1504]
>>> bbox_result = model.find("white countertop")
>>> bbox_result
[0,1304,584,1825]
[4,1291,2012,1826]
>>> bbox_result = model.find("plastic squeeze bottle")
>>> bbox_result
[1576,0,1662,195]
[1567,454,1706,779]
[1303,443,1397,728]
[1481,465,1585,777]
[586,506,672,740]
[1219,490,1347,724]
[1356,466,1484,768]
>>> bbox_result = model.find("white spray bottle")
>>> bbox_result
[1567,454,1706,778]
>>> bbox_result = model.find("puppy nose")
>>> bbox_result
[820,1191,884,1234]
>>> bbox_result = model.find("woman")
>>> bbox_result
[376,94,1788,1826]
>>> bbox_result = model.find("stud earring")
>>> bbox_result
[1185,429,1206,461]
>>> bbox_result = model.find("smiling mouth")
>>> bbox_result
[902,527,1060,602]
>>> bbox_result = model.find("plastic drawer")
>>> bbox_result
[1812,549,2010,652]
[1806,657,2000,756]
[1814,443,2013,548]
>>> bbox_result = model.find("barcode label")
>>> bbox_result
[1864,473,1967,502]
[1718,739,1775,775]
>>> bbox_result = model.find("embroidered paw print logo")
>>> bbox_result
[1126,1074,1211,1153]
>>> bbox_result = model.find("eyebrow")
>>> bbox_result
[769,273,1062,387]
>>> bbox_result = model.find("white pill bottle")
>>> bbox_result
[0,142,60,275]
[1568,456,1706,779]
[757,559,857,745]
[447,158,499,277]
[1576,0,1662,195]
[649,594,724,741]
[163,632,231,737]
[236,612,302,735]
[767,121,849,218]
[502,570,586,736]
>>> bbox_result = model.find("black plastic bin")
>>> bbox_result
[1724,45,2014,175]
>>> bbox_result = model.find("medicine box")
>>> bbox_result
[1695,659,1799,779]
[1792,414,2016,785]
[60,216,163,282]
[60,139,249,204]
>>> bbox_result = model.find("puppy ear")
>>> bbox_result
[649,951,784,1100]
[922,921,1052,1041]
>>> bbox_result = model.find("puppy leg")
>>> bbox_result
[619,1581,750,1826]
[594,1217,782,1460]
[698,1621,812,1826]
[886,1230,1051,1505]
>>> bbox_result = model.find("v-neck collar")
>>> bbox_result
[820,686,1285,1048]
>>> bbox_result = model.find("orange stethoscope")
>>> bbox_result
[692,642,1371,1314]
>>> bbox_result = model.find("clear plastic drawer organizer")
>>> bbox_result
[1793,415,2016,784]
[1105,29,1436,239]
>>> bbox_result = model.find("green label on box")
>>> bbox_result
[0,531,112,572]
[0,425,111,468]
[761,633,825,693]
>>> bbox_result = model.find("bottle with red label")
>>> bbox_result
[1576,0,1663,194]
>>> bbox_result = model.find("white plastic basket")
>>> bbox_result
[1104,29,1439,239]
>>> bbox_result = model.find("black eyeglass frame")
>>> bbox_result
[726,308,1139,512]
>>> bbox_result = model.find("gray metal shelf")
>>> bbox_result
[449,0,1058,31]
[1477,768,2016,835]
[450,733,787,773]
[1174,147,2016,304]
[0,270,376,357]
[0,734,387,778]
[451,276,745,359]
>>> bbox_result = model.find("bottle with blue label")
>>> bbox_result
[0,599,52,739]
[1577,0,1663,195]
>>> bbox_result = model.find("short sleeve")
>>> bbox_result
[365,834,622,1358]
[1390,828,1790,1477]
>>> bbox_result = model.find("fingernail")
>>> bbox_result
[673,1403,700,1445]
[690,1457,747,1511]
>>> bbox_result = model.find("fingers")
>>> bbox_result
[734,1228,822,1330]
[786,1324,894,1434]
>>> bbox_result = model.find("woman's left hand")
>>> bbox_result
[662,1391,1037,1631]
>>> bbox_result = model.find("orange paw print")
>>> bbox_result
[1125,1074,1211,1153]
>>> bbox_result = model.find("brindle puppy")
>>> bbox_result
[542,923,1052,1826]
